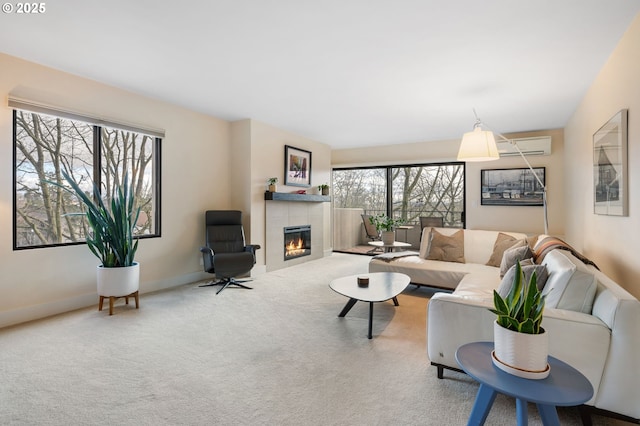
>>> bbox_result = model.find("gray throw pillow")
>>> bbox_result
[500,244,534,278]
[497,264,548,298]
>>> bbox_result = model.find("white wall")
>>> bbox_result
[332,129,565,236]
[0,54,232,327]
[230,119,332,269]
[564,13,640,298]
[230,119,254,237]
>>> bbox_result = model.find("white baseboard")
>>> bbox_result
[0,271,209,329]
[0,293,97,329]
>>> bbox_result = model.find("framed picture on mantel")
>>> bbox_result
[284,145,312,187]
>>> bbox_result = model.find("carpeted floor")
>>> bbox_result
[0,253,626,425]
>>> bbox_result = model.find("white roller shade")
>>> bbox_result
[8,96,165,138]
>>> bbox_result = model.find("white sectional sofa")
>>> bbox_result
[368,227,640,423]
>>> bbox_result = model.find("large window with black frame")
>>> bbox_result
[13,108,161,250]
[332,162,465,254]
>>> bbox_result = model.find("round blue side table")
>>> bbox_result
[455,341,593,426]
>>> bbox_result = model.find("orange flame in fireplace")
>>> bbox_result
[286,237,306,257]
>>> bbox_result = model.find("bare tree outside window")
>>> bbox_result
[101,127,155,236]
[332,163,464,252]
[15,112,93,246]
[332,168,387,216]
[392,164,464,227]
[14,110,160,249]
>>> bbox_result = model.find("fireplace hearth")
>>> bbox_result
[283,225,311,260]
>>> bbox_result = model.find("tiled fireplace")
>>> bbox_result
[265,197,325,271]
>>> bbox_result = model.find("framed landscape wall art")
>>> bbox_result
[593,109,628,216]
[481,167,546,206]
[284,145,312,187]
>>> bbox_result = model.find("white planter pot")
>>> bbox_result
[493,321,549,379]
[381,231,395,245]
[97,262,140,297]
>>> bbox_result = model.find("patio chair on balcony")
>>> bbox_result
[361,214,383,253]
[419,216,444,241]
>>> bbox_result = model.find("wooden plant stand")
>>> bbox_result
[98,291,139,316]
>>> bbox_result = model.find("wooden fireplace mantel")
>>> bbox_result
[264,191,330,202]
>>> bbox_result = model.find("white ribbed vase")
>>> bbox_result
[381,231,395,245]
[97,262,140,297]
[493,321,549,379]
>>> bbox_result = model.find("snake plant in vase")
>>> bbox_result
[489,261,549,379]
[59,170,141,299]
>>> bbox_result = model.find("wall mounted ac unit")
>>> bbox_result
[497,136,551,157]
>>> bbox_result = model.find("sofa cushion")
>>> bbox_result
[541,250,597,314]
[499,243,533,278]
[370,256,497,290]
[427,229,465,263]
[486,233,519,267]
[454,268,502,298]
[497,263,548,298]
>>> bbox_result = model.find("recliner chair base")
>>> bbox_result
[200,277,253,294]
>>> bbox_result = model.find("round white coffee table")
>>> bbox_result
[329,272,410,338]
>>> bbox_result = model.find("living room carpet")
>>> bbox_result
[0,253,624,425]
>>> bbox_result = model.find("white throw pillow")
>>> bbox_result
[541,250,598,313]
[555,270,598,313]
[541,250,576,308]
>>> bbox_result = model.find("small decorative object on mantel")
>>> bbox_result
[357,276,369,287]
[318,183,330,196]
[489,261,549,379]
[267,177,278,193]
[295,190,306,194]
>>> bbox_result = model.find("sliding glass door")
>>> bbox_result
[332,162,464,253]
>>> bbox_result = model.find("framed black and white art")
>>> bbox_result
[481,167,546,206]
[594,109,628,216]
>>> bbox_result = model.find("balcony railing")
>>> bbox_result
[333,207,463,252]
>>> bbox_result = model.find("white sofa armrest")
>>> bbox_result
[427,293,611,406]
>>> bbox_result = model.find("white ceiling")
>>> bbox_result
[1,0,639,149]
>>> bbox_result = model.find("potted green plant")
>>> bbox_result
[56,170,141,310]
[369,213,404,245]
[267,177,278,192]
[318,183,330,195]
[489,261,549,378]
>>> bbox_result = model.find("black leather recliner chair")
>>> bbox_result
[199,210,260,294]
